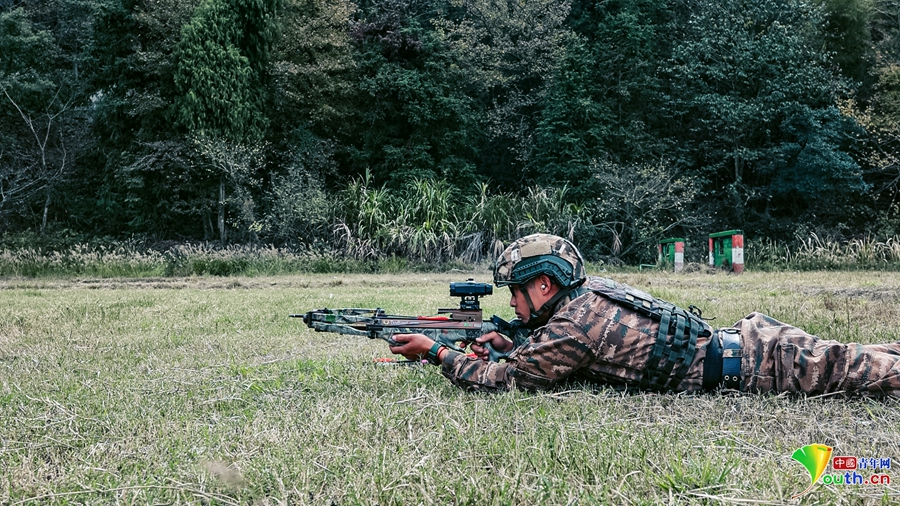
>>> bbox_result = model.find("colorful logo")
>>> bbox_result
[791,444,833,498]
[790,446,892,498]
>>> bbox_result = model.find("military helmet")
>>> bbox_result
[493,234,586,289]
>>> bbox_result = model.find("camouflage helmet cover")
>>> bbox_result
[493,234,587,289]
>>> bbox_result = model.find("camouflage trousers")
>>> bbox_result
[734,312,900,397]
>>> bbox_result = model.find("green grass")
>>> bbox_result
[1,270,899,505]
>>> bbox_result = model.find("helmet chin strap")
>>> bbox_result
[520,281,577,329]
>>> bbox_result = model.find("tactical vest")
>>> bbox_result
[586,277,712,391]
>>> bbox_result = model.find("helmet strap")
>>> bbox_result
[517,279,561,328]
[525,290,565,327]
[522,279,586,329]
[519,282,540,324]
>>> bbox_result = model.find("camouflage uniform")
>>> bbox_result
[436,234,900,397]
[736,312,900,397]
[438,281,900,397]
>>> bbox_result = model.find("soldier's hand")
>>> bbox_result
[389,333,435,361]
[471,331,513,361]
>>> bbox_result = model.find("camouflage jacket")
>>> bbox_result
[440,276,711,392]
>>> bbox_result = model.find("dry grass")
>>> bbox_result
[1,270,899,505]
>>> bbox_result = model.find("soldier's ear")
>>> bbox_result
[538,274,554,292]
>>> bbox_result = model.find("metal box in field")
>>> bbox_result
[708,230,744,273]
[658,237,685,272]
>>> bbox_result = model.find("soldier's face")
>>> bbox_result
[508,285,527,322]
[508,281,538,323]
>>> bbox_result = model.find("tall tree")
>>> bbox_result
[813,0,875,97]
[436,0,572,188]
[843,0,900,235]
[173,0,280,241]
[531,31,612,193]
[173,0,272,141]
[532,0,670,196]
[271,0,356,136]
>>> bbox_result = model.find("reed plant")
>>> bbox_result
[0,243,374,278]
[6,233,900,279]
[335,175,461,263]
[747,233,900,271]
[336,177,586,265]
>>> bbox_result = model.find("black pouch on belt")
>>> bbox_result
[703,330,723,391]
[703,329,742,391]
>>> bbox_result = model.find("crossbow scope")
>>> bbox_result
[449,279,493,310]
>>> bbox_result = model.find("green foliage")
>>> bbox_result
[0,8,58,222]
[813,0,875,90]
[662,0,863,231]
[340,0,480,187]
[0,8,55,92]
[0,6,86,230]
[90,0,198,145]
[336,174,462,262]
[110,139,208,236]
[335,174,587,263]
[85,0,201,235]
[173,0,269,141]
[191,133,267,241]
[768,105,868,202]
[271,0,357,134]
[532,32,612,190]
[464,183,584,258]
[533,0,672,195]
[437,0,572,187]
[170,0,281,242]
[260,132,336,245]
[2,0,900,259]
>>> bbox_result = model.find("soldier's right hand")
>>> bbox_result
[471,331,513,361]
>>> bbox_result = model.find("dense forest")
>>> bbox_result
[1,0,899,264]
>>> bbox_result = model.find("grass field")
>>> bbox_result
[1,269,899,505]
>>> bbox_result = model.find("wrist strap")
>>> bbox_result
[426,342,446,365]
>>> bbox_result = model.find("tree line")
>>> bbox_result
[1,0,898,264]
